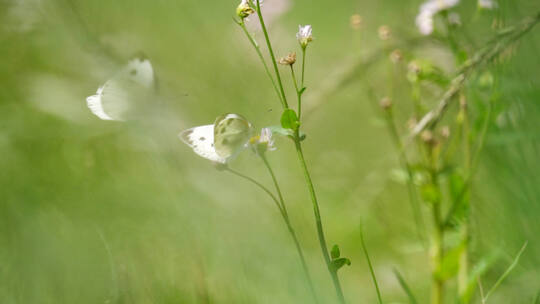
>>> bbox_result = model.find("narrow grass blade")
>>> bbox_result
[360,225,383,304]
[393,268,418,304]
[533,289,540,304]
[484,241,528,301]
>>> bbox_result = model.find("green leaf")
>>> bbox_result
[331,244,340,259]
[267,125,294,137]
[332,257,351,270]
[447,172,470,228]
[267,125,306,141]
[280,109,300,130]
[390,168,410,184]
[437,243,464,280]
[457,50,469,66]
[393,268,418,304]
[460,251,500,303]
[420,183,441,204]
[299,87,307,95]
[449,171,466,203]
[533,290,540,304]
[484,242,528,302]
[361,225,383,304]
[406,59,450,86]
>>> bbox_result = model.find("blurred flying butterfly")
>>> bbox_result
[179,114,253,164]
[86,56,156,121]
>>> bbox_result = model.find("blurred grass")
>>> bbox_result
[1,0,540,303]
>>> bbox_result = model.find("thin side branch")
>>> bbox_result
[410,12,540,138]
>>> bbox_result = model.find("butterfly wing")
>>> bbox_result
[123,57,155,89]
[179,125,226,163]
[86,85,118,121]
[213,113,253,159]
[86,57,156,121]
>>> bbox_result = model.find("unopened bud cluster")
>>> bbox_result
[350,14,363,30]
[378,25,391,41]
[390,49,403,64]
[379,97,392,110]
[236,0,255,19]
[279,52,297,66]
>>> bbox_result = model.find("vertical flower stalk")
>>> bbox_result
[260,155,319,302]
[278,51,302,120]
[227,163,319,301]
[297,25,312,112]
[238,3,348,302]
[457,95,470,300]
[293,23,347,304]
[291,24,347,303]
[294,136,347,304]
[249,128,319,302]
[378,97,427,248]
[296,25,312,119]
[426,142,444,304]
[254,0,289,109]
[235,9,284,105]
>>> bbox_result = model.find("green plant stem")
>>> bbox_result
[427,146,445,304]
[226,167,284,214]
[411,11,540,138]
[360,225,383,304]
[441,11,463,65]
[255,0,289,109]
[458,95,471,299]
[299,47,306,121]
[301,47,307,88]
[293,136,347,304]
[477,277,486,304]
[227,165,319,303]
[248,4,344,302]
[411,82,423,118]
[428,160,444,304]
[458,223,469,298]
[237,20,284,105]
[442,98,493,228]
[382,108,427,249]
[260,155,288,215]
[431,201,444,304]
[260,155,319,303]
[471,97,493,174]
[290,66,302,120]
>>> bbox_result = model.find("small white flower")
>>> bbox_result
[296,25,313,48]
[259,128,276,151]
[416,10,435,35]
[250,127,276,154]
[415,0,460,35]
[478,0,497,9]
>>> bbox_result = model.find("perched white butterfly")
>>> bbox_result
[86,57,156,121]
[179,114,253,164]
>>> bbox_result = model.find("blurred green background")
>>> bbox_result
[1,0,540,303]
